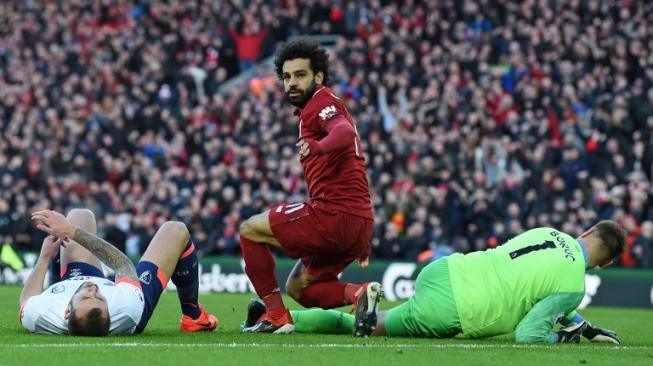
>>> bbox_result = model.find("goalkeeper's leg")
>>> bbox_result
[291,308,356,334]
[290,302,423,338]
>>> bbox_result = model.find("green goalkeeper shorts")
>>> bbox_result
[384,257,462,338]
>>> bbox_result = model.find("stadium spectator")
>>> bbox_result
[632,221,653,268]
[230,20,269,73]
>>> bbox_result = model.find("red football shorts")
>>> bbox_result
[268,200,373,281]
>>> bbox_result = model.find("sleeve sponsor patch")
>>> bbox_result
[318,105,338,121]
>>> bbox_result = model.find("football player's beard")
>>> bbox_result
[286,81,316,108]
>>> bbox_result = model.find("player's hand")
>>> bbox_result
[38,235,65,260]
[556,321,587,343]
[582,323,620,344]
[31,210,76,239]
[297,139,310,159]
[357,257,369,268]
[295,139,322,160]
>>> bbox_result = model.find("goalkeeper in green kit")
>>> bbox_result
[243,220,625,343]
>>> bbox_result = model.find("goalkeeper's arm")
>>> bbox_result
[514,292,585,343]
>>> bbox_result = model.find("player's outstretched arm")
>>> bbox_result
[514,292,584,343]
[19,235,63,308]
[31,210,138,281]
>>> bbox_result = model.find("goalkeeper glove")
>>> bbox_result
[582,323,620,344]
[556,321,588,343]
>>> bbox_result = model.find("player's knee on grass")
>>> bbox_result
[285,277,306,302]
[285,263,315,305]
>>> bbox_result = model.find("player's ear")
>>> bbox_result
[579,228,595,238]
[314,71,324,86]
[64,305,71,320]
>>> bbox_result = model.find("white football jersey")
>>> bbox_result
[21,276,144,335]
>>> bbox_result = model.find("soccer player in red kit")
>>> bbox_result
[240,40,378,333]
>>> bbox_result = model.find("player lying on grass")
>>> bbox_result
[20,208,218,336]
[244,221,624,344]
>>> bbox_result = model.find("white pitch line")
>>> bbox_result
[1,343,650,350]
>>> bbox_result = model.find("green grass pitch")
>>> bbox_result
[0,286,651,366]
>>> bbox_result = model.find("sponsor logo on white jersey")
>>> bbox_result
[68,268,83,277]
[50,284,65,294]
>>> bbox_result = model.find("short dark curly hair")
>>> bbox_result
[274,40,330,86]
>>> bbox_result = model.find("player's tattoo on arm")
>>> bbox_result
[73,228,138,280]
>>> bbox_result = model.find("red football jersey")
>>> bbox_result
[295,86,373,220]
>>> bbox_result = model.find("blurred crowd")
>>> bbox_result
[1,0,652,268]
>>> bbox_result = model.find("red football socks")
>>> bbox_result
[344,283,364,304]
[239,237,285,313]
[263,294,286,316]
[298,281,351,308]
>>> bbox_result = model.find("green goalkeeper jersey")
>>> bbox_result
[447,227,587,342]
